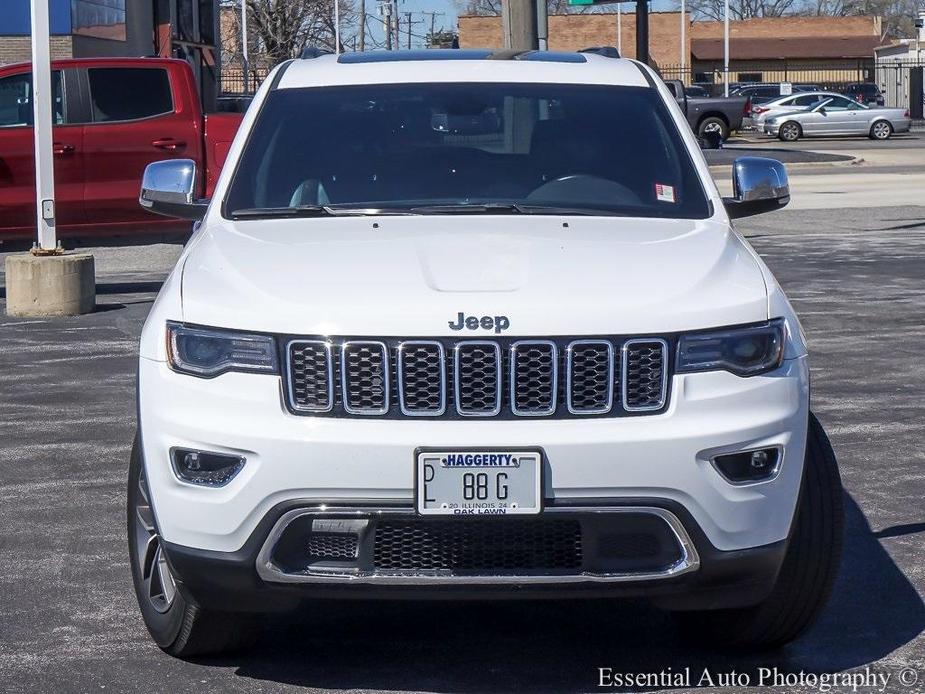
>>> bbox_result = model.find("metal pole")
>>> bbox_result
[617,3,622,55]
[359,0,365,50]
[635,0,648,65]
[536,0,548,50]
[335,0,341,54]
[680,0,685,73]
[723,0,729,97]
[30,0,57,252]
[405,12,412,49]
[241,0,249,92]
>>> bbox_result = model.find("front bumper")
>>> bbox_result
[139,354,809,558]
[160,498,789,612]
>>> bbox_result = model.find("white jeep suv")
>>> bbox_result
[130,49,843,656]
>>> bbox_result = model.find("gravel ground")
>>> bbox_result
[1,205,924,693]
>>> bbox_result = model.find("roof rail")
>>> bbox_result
[300,47,333,60]
[579,46,621,59]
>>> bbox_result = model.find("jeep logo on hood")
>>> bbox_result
[448,312,510,334]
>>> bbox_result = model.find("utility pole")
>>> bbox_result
[359,0,365,50]
[334,0,341,54]
[423,11,445,47]
[636,0,649,65]
[501,0,538,50]
[680,0,686,74]
[536,0,548,50]
[392,0,400,49]
[382,1,392,50]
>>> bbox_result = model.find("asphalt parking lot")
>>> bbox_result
[1,146,924,692]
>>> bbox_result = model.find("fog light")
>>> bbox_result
[171,448,245,487]
[712,447,780,484]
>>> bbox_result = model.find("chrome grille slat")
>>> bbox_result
[398,341,446,416]
[287,340,334,412]
[287,336,669,418]
[454,341,502,416]
[510,340,557,416]
[622,339,669,412]
[341,341,390,415]
[566,340,614,414]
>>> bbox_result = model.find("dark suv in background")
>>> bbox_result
[841,83,885,107]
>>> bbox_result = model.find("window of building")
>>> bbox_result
[87,68,173,122]
[738,73,763,84]
[0,72,64,127]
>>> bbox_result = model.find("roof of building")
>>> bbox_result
[691,36,887,61]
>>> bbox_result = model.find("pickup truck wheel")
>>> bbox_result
[697,116,728,142]
[127,435,260,657]
[778,122,802,142]
[673,412,844,650]
[869,120,892,140]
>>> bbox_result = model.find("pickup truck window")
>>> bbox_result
[88,68,173,123]
[224,82,711,220]
[0,72,64,127]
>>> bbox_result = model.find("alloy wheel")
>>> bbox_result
[872,121,891,140]
[133,471,177,613]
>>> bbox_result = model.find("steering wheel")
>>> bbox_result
[527,174,642,206]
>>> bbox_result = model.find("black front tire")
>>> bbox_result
[697,116,729,142]
[127,435,260,657]
[674,412,844,650]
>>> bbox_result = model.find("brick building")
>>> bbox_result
[457,13,887,84]
[690,16,886,84]
[459,12,690,72]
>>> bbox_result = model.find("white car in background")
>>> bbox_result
[750,92,841,130]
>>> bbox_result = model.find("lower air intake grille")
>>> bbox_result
[373,518,583,572]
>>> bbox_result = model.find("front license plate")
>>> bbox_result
[416,450,542,515]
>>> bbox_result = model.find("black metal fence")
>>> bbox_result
[220,67,272,96]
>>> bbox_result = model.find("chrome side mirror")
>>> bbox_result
[724,156,790,219]
[139,159,208,221]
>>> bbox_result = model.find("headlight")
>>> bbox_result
[677,319,785,377]
[166,322,278,378]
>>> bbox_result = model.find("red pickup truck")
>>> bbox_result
[0,57,243,242]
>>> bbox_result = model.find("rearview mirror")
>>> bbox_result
[139,159,208,221]
[723,156,790,219]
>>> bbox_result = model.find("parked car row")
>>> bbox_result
[685,81,886,108]
[757,92,911,141]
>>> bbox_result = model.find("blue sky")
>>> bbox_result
[360,0,678,50]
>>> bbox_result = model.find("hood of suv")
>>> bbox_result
[180,216,768,336]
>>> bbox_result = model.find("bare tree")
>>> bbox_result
[682,0,799,21]
[223,0,357,65]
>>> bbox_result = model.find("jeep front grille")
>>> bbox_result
[285,336,671,419]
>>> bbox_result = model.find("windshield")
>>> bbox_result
[223,82,711,219]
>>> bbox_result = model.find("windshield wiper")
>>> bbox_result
[408,203,628,216]
[229,205,340,219]
[230,205,419,219]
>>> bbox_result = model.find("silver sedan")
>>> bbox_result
[764,95,911,141]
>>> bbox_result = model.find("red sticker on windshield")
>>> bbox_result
[655,183,676,203]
